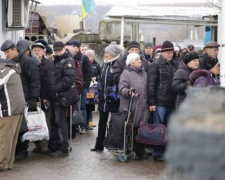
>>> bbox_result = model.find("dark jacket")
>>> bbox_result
[147,55,178,107]
[143,51,154,63]
[0,60,26,117]
[98,58,119,112]
[119,65,148,126]
[172,63,193,108]
[47,51,76,101]
[74,51,92,88]
[91,60,100,80]
[12,53,40,100]
[39,56,52,100]
[112,53,148,85]
[199,52,208,69]
[190,70,220,87]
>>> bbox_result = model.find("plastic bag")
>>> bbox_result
[21,106,49,142]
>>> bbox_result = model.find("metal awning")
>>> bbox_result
[104,5,219,46]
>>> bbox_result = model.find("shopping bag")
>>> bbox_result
[86,83,98,104]
[21,106,49,142]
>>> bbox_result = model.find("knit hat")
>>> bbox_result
[45,45,53,54]
[1,40,15,51]
[31,43,45,50]
[53,41,65,51]
[127,41,140,51]
[69,40,81,48]
[16,39,30,54]
[126,53,140,66]
[144,42,153,49]
[153,45,162,55]
[203,57,218,70]
[161,40,174,52]
[105,44,121,57]
[183,52,199,64]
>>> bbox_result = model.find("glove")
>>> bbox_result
[28,98,37,111]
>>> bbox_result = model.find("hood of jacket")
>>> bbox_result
[190,69,211,82]
[0,59,21,74]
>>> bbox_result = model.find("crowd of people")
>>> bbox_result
[0,37,220,172]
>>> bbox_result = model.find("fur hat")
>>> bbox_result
[126,53,140,66]
[161,40,174,52]
[183,52,199,64]
[127,41,140,51]
[203,57,218,70]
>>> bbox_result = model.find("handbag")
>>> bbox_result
[135,112,168,145]
[58,84,80,107]
[86,83,98,105]
[72,101,84,126]
[21,106,49,142]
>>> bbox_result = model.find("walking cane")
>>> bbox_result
[69,105,73,152]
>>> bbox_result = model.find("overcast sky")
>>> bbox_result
[38,0,210,6]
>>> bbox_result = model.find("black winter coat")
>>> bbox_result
[12,53,40,100]
[74,51,92,88]
[199,52,208,70]
[98,59,119,112]
[47,51,76,101]
[112,53,148,85]
[40,56,52,101]
[147,55,178,107]
[172,63,193,108]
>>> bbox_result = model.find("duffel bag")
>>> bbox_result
[135,123,167,145]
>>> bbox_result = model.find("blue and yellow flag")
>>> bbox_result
[81,0,95,19]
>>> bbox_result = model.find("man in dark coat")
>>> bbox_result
[112,41,148,85]
[31,42,53,153]
[143,42,154,63]
[47,41,76,156]
[1,39,40,160]
[147,40,178,161]
[69,40,92,133]
[199,41,220,69]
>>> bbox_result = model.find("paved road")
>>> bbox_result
[0,113,167,180]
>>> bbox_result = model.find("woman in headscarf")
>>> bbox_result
[91,44,121,152]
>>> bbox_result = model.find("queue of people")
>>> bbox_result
[0,38,221,172]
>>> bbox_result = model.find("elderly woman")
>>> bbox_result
[172,52,199,109]
[86,49,100,128]
[190,57,220,87]
[119,52,148,159]
[90,44,121,152]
